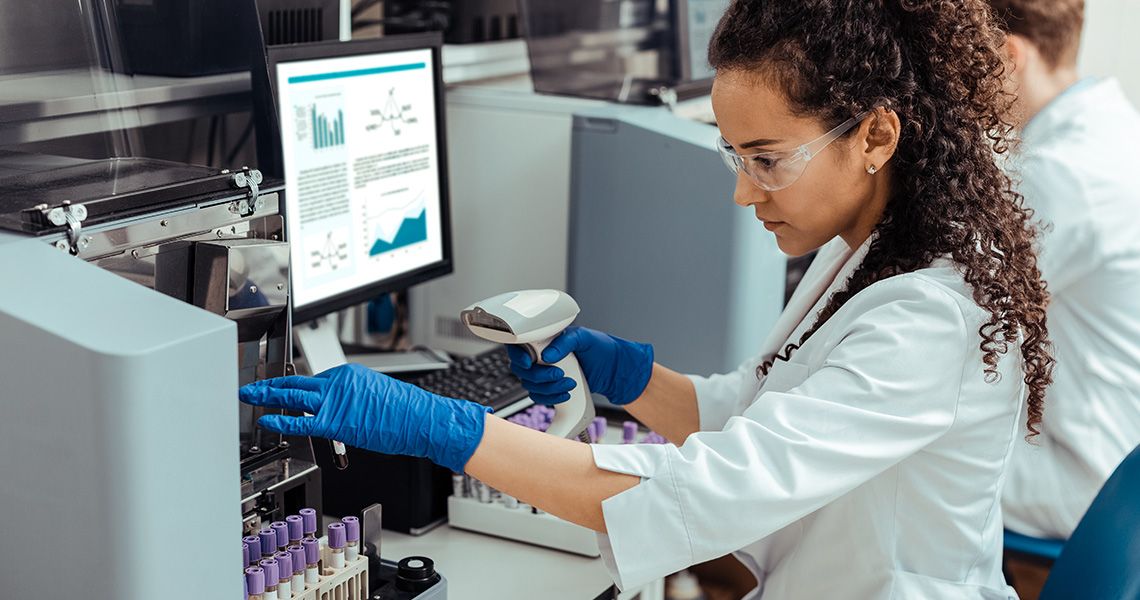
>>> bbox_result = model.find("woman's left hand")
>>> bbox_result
[239,364,491,473]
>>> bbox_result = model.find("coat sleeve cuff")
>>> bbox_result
[590,444,695,591]
[689,372,743,432]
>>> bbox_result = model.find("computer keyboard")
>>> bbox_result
[403,346,530,413]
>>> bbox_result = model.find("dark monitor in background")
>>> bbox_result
[115,0,341,77]
[673,0,730,83]
[254,33,453,372]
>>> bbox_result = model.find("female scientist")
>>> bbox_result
[242,0,1055,596]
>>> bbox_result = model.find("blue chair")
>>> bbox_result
[1003,529,1065,563]
[1038,444,1140,600]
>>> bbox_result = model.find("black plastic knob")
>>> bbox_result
[396,555,441,592]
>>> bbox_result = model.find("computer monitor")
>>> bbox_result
[256,33,453,371]
[673,0,730,83]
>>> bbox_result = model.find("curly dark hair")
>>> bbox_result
[709,0,1054,438]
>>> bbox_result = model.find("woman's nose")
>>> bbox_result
[733,172,769,207]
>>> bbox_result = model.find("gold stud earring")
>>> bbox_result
[867,165,878,175]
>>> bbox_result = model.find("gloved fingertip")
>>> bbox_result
[239,386,264,404]
[507,344,533,369]
[257,414,284,432]
[540,346,566,364]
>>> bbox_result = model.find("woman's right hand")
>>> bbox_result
[506,326,654,407]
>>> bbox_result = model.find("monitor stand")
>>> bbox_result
[294,316,451,377]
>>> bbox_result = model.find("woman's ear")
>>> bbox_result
[860,106,900,172]
[1003,34,1031,79]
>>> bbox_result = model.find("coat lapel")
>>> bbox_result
[757,237,872,359]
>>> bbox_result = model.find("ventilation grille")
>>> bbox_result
[436,316,483,342]
[266,9,324,46]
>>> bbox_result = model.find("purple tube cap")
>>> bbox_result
[288,545,307,574]
[302,538,320,564]
[258,558,279,584]
[299,508,318,534]
[341,516,360,542]
[245,567,265,595]
[327,522,346,548]
[242,535,261,559]
[271,521,289,548]
[259,529,277,555]
[243,543,250,568]
[274,551,293,580]
[286,515,304,540]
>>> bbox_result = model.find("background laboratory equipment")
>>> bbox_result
[0,158,320,598]
[516,0,730,105]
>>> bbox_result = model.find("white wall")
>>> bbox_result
[1078,1,1140,104]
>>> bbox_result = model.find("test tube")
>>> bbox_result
[243,542,250,573]
[271,521,289,552]
[478,483,493,504]
[259,529,278,559]
[246,566,265,600]
[287,545,306,592]
[273,551,293,599]
[285,515,304,547]
[327,522,347,570]
[593,417,608,442]
[451,473,465,498]
[302,538,321,585]
[342,517,361,562]
[502,494,519,509]
[622,421,638,444]
[331,440,349,470]
[258,558,280,600]
[299,508,318,540]
[243,535,262,565]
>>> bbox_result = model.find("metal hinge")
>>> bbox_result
[649,85,679,109]
[44,201,89,254]
[228,167,265,217]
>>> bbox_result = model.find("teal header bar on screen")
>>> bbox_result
[288,62,426,84]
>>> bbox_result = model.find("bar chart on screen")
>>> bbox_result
[293,92,347,153]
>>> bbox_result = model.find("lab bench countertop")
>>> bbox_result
[382,523,618,600]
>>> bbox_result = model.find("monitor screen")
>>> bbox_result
[270,41,449,316]
[678,0,729,82]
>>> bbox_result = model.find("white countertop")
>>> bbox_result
[381,523,618,600]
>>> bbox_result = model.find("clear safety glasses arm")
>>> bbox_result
[720,111,871,164]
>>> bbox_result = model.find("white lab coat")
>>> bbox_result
[590,237,1024,599]
[1001,78,1140,539]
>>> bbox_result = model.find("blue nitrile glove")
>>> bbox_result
[239,364,492,473]
[506,326,654,406]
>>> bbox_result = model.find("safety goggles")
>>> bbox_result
[717,111,870,191]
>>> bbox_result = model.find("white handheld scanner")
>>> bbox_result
[461,290,596,442]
